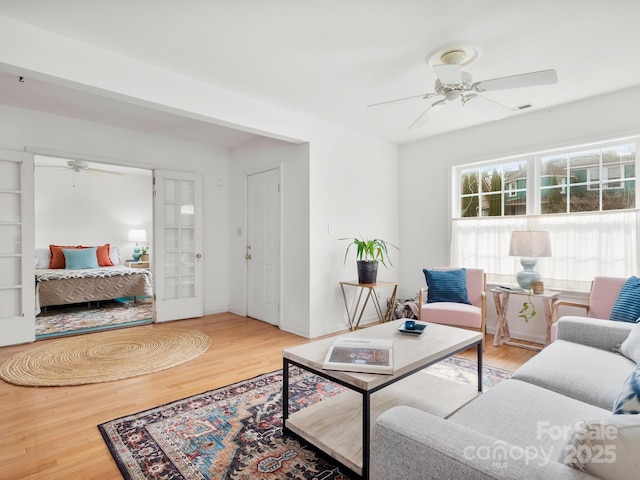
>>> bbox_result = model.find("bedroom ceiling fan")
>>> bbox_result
[368,43,558,129]
[42,159,124,176]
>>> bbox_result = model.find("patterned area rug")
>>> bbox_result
[99,358,511,480]
[36,297,153,339]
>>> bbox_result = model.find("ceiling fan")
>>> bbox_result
[369,44,558,129]
[42,159,124,176]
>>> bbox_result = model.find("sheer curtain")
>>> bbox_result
[451,210,640,291]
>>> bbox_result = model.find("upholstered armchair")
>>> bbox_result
[418,267,486,340]
[549,276,628,342]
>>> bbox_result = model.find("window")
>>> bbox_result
[459,160,527,217]
[540,143,635,213]
[456,140,636,218]
[451,137,640,289]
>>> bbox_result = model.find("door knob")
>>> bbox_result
[245,253,252,260]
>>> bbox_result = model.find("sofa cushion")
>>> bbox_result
[511,340,635,410]
[420,302,482,328]
[451,379,609,455]
[372,405,592,480]
[561,414,640,480]
[423,268,470,304]
[612,364,640,414]
[610,276,640,323]
[619,322,640,364]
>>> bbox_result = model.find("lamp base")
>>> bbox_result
[516,257,540,290]
[132,245,142,262]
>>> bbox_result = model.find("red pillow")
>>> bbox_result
[95,244,113,267]
[49,245,85,269]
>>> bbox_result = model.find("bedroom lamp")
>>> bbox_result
[128,229,147,261]
[509,230,552,290]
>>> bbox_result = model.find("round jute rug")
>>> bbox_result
[0,327,211,387]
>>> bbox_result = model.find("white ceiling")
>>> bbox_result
[2,1,640,147]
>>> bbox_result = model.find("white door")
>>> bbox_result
[247,168,281,325]
[153,170,203,322]
[0,149,35,347]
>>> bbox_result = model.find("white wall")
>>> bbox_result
[0,104,231,316]
[0,15,400,340]
[34,161,152,260]
[229,130,400,339]
[399,85,640,343]
[307,128,400,337]
[228,137,310,337]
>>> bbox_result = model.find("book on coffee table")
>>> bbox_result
[322,337,393,374]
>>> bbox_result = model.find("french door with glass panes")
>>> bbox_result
[153,170,203,322]
[0,149,34,347]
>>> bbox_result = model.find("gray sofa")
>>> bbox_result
[370,316,639,479]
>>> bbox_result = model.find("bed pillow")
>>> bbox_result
[610,277,640,323]
[94,244,114,267]
[423,268,470,304]
[109,246,122,265]
[63,247,99,270]
[49,245,85,269]
[35,248,51,269]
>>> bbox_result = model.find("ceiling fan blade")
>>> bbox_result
[408,99,446,129]
[367,92,436,108]
[464,94,515,119]
[473,69,558,92]
[433,64,462,85]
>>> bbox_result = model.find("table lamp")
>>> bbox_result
[128,229,147,261]
[509,230,552,290]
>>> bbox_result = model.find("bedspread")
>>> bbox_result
[36,266,153,310]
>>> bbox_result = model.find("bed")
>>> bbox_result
[36,266,153,311]
[35,245,153,312]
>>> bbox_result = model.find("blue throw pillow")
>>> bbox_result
[610,276,640,323]
[423,268,470,304]
[63,247,99,270]
[613,364,640,414]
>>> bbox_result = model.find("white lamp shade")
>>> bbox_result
[128,229,147,243]
[509,231,552,258]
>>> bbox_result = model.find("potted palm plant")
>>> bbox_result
[340,236,398,284]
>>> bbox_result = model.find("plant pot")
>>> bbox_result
[140,254,149,262]
[357,260,378,284]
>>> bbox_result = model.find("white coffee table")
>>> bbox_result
[282,319,483,480]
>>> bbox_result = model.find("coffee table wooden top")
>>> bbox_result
[283,319,482,390]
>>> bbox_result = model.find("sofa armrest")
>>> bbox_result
[556,316,634,351]
[371,406,592,480]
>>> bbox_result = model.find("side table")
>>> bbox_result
[491,288,560,350]
[126,260,150,270]
[339,280,398,331]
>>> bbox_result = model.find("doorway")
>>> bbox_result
[246,168,281,325]
[33,155,154,338]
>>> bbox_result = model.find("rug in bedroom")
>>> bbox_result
[36,297,153,339]
[99,358,511,480]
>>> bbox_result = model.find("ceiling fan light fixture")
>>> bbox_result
[426,42,482,68]
[440,50,466,65]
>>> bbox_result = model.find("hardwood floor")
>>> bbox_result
[0,313,538,479]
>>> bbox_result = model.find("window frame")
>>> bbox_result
[453,136,640,218]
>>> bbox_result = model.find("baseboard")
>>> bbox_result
[486,325,546,345]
